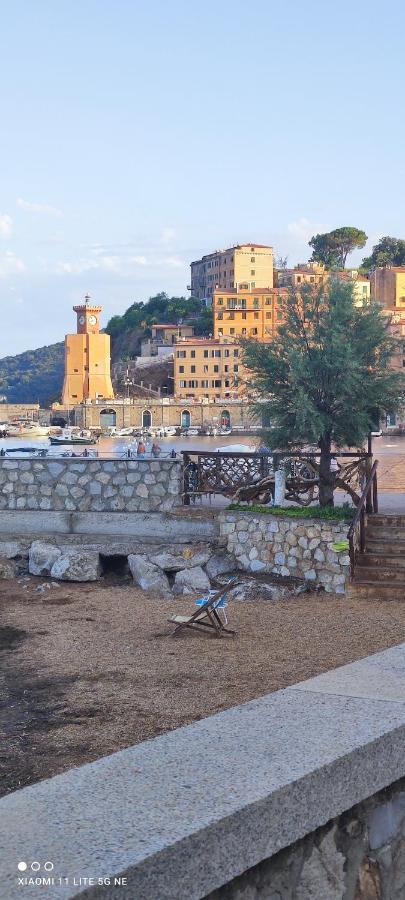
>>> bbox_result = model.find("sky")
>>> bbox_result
[1,0,404,356]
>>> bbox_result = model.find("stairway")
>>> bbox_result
[349,514,405,599]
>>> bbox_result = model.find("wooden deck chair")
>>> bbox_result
[168,578,239,638]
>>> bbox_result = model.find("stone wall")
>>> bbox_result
[220,509,350,592]
[0,458,181,513]
[206,778,405,900]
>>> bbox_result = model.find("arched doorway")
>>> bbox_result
[100,408,117,428]
[142,409,152,428]
[181,410,191,428]
[221,410,231,428]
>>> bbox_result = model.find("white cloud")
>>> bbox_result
[55,253,186,277]
[287,218,329,243]
[0,214,13,239]
[0,251,26,277]
[17,197,63,218]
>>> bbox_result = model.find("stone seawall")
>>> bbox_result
[0,458,182,513]
[220,509,350,592]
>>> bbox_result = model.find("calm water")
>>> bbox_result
[0,433,260,459]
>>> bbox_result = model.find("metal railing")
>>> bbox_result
[347,460,379,578]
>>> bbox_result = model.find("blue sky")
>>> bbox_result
[1,0,404,355]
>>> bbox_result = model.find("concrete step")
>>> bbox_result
[367,527,405,541]
[346,581,405,600]
[357,553,405,569]
[365,539,405,555]
[368,515,405,527]
[354,566,405,584]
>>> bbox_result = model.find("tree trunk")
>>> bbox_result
[319,436,334,507]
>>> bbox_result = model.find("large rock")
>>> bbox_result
[173,565,211,595]
[205,552,236,580]
[29,541,61,576]
[227,579,290,603]
[128,554,171,596]
[50,551,101,582]
[149,544,211,571]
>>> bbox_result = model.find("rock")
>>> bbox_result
[0,541,28,559]
[149,544,211,572]
[128,554,171,595]
[50,551,101,582]
[173,565,211,595]
[29,541,61,577]
[204,552,236,580]
[228,579,290,603]
[0,557,18,579]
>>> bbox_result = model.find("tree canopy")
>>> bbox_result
[241,280,403,506]
[309,227,368,269]
[106,292,211,346]
[362,236,405,270]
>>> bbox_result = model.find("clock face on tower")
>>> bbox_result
[88,315,97,325]
[78,315,85,325]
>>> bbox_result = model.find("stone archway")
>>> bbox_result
[221,409,231,428]
[142,409,152,428]
[100,408,117,428]
[181,410,191,428]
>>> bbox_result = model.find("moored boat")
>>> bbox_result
[49,428,98,446]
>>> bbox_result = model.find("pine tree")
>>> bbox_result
[242,279,404,506]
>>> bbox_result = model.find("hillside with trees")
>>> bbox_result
[105,292,211,361]
[0,292,211,404]
[0,342,64,406]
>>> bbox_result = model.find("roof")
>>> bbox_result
[190,243,273,264]
[151,323,190,330]
[213,287,288,295]
[175,338,239,346]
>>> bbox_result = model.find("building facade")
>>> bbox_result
[189,243,273,302]
[277,263,370,305]
[141,323,194,357]
[173,338,246,401]
[370,267,405,311]
[61,296,114,406]
[74,397,258,431]
[213,288,287,340]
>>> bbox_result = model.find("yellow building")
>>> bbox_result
[213,288,287,340]
[277,262,370,305]
[174,338,246,401]
[189,243,273,301]
[61,296,114,406]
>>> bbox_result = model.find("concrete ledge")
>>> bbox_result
[2,644,405,899]
[0,510,219,542]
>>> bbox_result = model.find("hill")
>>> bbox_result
[0,293,211,405]
[0,342,64,406]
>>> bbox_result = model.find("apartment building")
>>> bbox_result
[174,338,245,400]
[277,262,370,305]
[213,288,287,340]
[189,243,273,301]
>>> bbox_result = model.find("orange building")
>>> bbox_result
[213,288,287,341]
[61,296,114,405]
[174,338,246,400]
[189,243,274,301]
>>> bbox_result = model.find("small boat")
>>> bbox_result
[185,427,201,436]
[8,421,49,437]
[49,428,98,446]
[109,427,134,437]
[216,443,256,453]
[163,426,177,436]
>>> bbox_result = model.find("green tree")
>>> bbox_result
[309,227,368,269]
[362,236,405,270]
[242,280,403,506]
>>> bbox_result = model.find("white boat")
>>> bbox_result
[8,422,50,437]
[185,427,201,436]
[163,426,177,436]
[49,428,98,446]
[216,443,256,453]
[109,427,134,437]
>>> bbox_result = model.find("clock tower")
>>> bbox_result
[61,294,114,405]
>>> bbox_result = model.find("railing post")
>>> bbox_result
[373,470,378,513]
[183,452,190,505]
[365,455,373,514]
[360,508,366,554]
